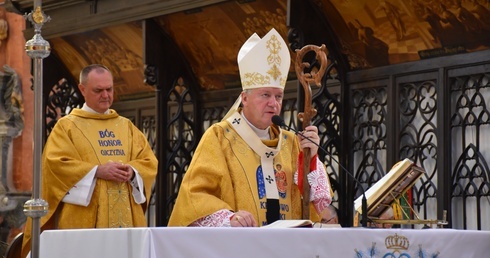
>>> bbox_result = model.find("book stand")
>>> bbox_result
[353,159,448,228]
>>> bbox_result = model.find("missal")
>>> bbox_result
[354,158,425,218]
[262,219,313,228]
[262,220,341,228]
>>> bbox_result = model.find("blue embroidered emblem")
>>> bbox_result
[353,234,440,258]
[257,166,265,199]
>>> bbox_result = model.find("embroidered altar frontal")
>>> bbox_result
[36,227,490,258]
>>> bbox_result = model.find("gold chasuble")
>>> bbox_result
[168,111,320,227]
[22,109,157,257]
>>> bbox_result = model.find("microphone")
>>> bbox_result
[271,115,369,227]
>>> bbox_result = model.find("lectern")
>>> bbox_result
[353,159,447,228]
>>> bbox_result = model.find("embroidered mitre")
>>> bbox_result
[238,28,290,90]
[223,28,291,120]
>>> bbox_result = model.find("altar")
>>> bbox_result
[33,227,490,258]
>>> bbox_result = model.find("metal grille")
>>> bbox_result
[450,72,490,230]
[45,78,83,135]
[351,86,388,196]
[399,80,438,223]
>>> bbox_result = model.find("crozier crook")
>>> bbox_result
[294,44,328,219]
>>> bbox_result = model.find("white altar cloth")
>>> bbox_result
[35,227,490,258]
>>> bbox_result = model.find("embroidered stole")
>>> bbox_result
[227,112,284,222]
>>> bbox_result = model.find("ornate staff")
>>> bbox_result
[294,44,328,219]
[23,1,50,258]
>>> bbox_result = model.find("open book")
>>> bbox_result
[262,219,313,228]
[354,158,425,218]
[262,219,341,228]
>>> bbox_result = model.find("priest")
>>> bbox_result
[21,64,158,257]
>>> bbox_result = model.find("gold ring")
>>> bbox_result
[235,215,241,221]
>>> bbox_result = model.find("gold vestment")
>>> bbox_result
[22,109,158,257]
[168,115,320,227]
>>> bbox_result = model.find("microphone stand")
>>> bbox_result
[360,189,368,228]
[272,115,369,227]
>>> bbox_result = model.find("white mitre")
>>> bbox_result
[222,28,291,120]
